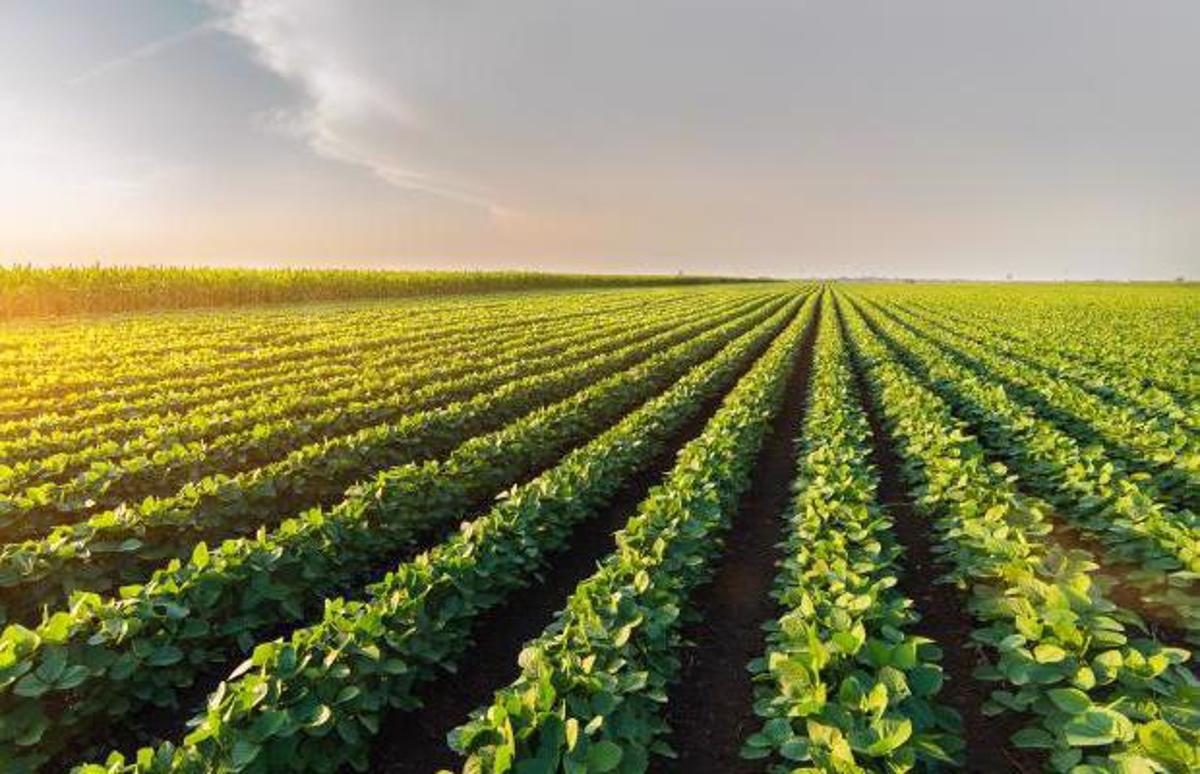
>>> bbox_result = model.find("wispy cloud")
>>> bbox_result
[68,22,217,86]
[213,0,509,216]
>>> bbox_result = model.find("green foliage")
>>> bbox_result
[0,265,751,319]
[0,293,778,624]
[0,296,739,540]
[62,292,812,774]
[857,296,1200,641]
[841,293,1200,774]
[449,294,819,773]
[743,303,962,773]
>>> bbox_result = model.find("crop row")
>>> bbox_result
[0,293,790,625]
[0,289,709,449]
[61,291,813,774]
[872,285,1198,403]
[869,299,1199,515]
[741,299,962,772]
[0,290,669,456]
[0,292,749,493]
[894,299,1199,439]
[0,294,762,539]
[851,298,1200,642]
[0,287,718,422]
[0,291,564,409]
[449,291,818,773]
[840,293,1198,773]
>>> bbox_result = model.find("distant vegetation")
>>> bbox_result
[0,264,751,319]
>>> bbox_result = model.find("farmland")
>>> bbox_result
[0,279,1196,774]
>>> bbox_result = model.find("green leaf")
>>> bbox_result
[13,673,50,698]
[231,738,261,770]
[1046,687,1091,714]
[565,718,579,751]
[908,664,943,697]
[1137,719,1195,766]
[1033,644,1067,663]
[146,645,184,667]
[779,737,811,762]
[13,716,46,747]
[56,664,90,690]
[1011,727,1055,749]
[336,685,362,704]
[1062,708,1126,747]
[763,717,792,744]
[892,639,918,669]
[41,612,73,644]
[586,740,623,772]
[306,704,334,729]
[864,717,912,756]
[191,541,210,569]
[35,646,67,682]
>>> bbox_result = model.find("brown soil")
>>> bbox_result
[658,296,821,774]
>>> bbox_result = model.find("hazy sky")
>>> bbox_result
[2,1,1197,279]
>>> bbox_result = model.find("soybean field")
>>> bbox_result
[0,281,1196,774]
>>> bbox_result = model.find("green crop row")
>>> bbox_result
[0,296,737,539]
[61,292,810,774]
[742,300,962,772]
[449,294,818,773]
[0,294,786,625]
[0,301,675,492]
[0,290,624,413]
[893,299,1199,440]
[851,298,1200,642]
[0,290,683,468]
[867,299,1199,516]
[840,293,1199,774]
[0,290,802,771]
[853,283,1198,403]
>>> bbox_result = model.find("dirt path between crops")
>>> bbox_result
[839,297,1044,774]
[371,301,809,773]
[658,295,820,774]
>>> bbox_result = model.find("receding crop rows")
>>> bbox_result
[0,288,692,420]
[0,293,789,625]
[742,300,962,772]
[865,298,1199,515]
[890,286,1199,403]
[0,293,805,771]
[840,292,1198,773]
[0,286,670,391]
[0,291,523,370]
[0,289,704,447]
[61,292,813,774]
[0,293,541,406]
[0,289,707,445]
[0,291,662,452]
[449,293,818,773]
[0,281,1191,774]
[0,291,756,493]
[0,294,768,539]
[894,299,1199,437]
[850,298,1200,642]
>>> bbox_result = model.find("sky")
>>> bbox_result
[1,1,1197,279]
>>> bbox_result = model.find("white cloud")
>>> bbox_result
[213,0,508,214]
